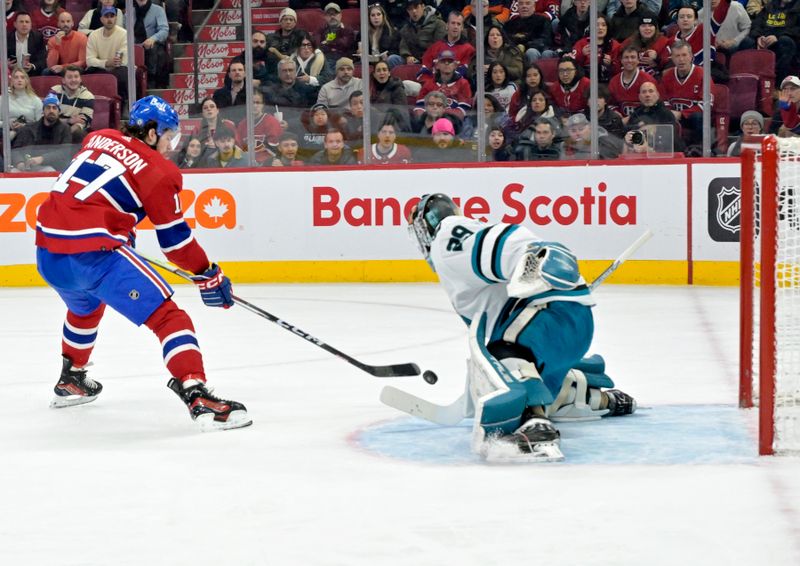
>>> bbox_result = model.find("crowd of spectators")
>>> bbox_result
[4,0,800,169]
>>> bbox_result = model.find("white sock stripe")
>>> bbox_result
[159,329,197,348]
[164,343,201,365]
[64,320,100,335]
[63,336,96,350]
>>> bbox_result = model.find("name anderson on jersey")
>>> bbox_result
[85,134,148,175]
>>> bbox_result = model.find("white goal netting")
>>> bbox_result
[748,137,800,454]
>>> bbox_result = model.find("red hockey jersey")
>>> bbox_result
[608,68,657,117]
[660,65,710,118]
[550,77,591,114]
[35,129,209,274]
[357,143,413,164]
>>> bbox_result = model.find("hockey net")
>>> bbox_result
[740,136,800,455]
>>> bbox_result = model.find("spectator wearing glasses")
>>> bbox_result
[290,32,329,88]
[263,58,318,110]
[551,56,590,115]
[317,3,356,76]
[420,10,476,82]
[415,49,473,119]
[411,90,464,136]
[728,110,764,156]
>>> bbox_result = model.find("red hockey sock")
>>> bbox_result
[144,300,206,382]
[62,305,106,368]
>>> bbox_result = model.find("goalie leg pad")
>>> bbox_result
[546,369,610,421]
[573,354,607,377]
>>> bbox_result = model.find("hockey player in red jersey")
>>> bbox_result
[35,95,251,431]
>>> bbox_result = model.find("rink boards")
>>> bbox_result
[0,159,741,286]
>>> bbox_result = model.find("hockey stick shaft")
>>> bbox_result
[381,229,655,423]
[143,255,420,378]
[589,229,653,291]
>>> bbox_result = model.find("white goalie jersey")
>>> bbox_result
[429,217,595,339]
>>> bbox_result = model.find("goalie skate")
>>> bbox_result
[50,357,102,409]
[168,378,252,432]
[481,418,565,463]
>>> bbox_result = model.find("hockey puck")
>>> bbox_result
[423,370,438,385]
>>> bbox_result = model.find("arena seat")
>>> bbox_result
[712,83,730,154]
[296,9,326,35]
[730,49,776,115]
[726,73,759,120]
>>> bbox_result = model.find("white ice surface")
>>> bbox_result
[1,283,798,566]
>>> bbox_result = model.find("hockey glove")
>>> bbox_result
[193,263,234,309]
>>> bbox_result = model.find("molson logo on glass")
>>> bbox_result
[0,188,236,232]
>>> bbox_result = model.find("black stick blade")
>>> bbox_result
[365,363,421,377]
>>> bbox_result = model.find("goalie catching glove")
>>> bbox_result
[192,263,234,308]
[507,242,581,299]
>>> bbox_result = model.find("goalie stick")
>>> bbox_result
[380,229,654,423]
[143,255,421,378]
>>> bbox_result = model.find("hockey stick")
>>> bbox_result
[142,255,421,378]
[380,229,654,423]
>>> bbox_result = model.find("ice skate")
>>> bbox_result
[168,378,252,432]
[482,417,565,463]
[603,389,637,416]
[50,356,103,409]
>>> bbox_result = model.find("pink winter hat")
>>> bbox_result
[432,118,455,135]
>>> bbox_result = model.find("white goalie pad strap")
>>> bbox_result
[546,369,610,421]
[502,303,545,343]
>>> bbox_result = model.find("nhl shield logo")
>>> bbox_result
[707,177,741,243]
[716,186,740,234]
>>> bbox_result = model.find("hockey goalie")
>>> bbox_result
[405,193,637,462]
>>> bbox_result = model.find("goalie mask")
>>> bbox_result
[408,193,460,268]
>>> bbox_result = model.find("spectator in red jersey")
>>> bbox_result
[660,40,710,150]
[550,56,590,115]
[45,11,87,75]
[570,14,622,83]
[669,6,716,66]
[508,63,551,122]
[609,45,657,121]
[420,10,476,83]
[505,0,557,64]
[271,132,304,167]
[357,119,413,164]
[398,0,447,65]
[317,3,356,76]
[415,49,473,119]
[750,0,800,85]
[777,75,800,136]
[7,11,47,76]
[236,90,283,166]
[621,13,670,80]
[30,0,63,41]
[5,0,23,34]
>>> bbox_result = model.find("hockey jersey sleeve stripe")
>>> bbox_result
[156,221,193,252]
[472,224,515,284]
[117,246,173,299]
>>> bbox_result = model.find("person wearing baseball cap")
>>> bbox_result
[316,56,363,109]
[414,48,473,119]
[779,75,800,136]
[11,92,72,172]
[317,1,355,66]
[561,113,621,160]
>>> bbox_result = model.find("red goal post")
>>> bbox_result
[740,136,800,456]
